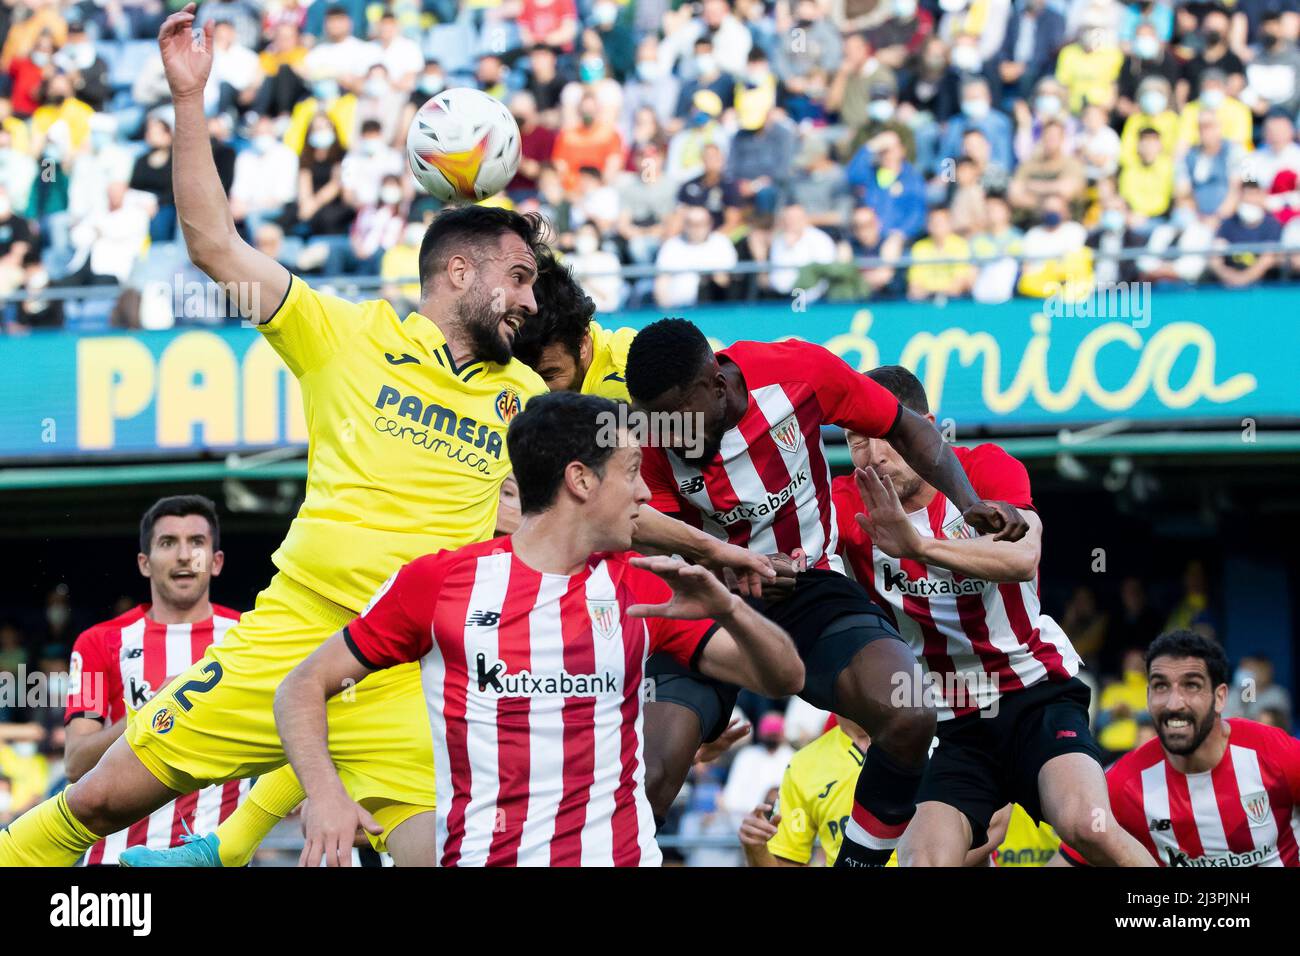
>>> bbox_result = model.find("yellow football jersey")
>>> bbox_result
[993,805,1060,866]
[766,726,896,867]
[580,322,636,401]
[261,275,547,612]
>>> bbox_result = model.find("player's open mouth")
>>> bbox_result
[1164,717,1192,729]
[171,571,197,580]
[502,314,522,334]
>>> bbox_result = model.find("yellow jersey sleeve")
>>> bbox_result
[581,322,637,402]
[766,764,814,865]
[259,274,374,379]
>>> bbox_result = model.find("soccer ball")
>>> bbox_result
[406,87,522,202]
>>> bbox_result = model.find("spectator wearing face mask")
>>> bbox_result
[717,713,794,824]
[673,37,737,122]
[901,36,962,125]
[936,0,1012,66]
[231,115,299,237]
[343,174,406,275]
[1120,75,1178,166]
[51,23,110,111]
[621,35,680,132]
[588,1,636,81]
[826,33,900,147]
[292,113,353,237]
[841,77,916,165]
[1208,178,1282,288]
[1244,12,1300,119]
[129,108,178,242]
[1116,22,1179,119]
[1177,9,1245,106]
[663,0,753,78]
[340,119,403,213]
[1178,69,1253,152]
[506,92,558,201]
[939,77,1013,176]
[560,44,624,131]
[1016,194,1093,298]
[1013,76,1079,164]
[864,0,934,72]
[351,65,408,145]
[998,0,1066,105]
[284,72,357,154]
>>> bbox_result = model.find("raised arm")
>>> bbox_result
[627,555,803,697]
[161,5,289,322]
[632,505,776,596]
[854,467,1041,582]
[273,632,381,867]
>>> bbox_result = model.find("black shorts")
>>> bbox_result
[915,676,1103,848]
[745,568,903,713]
[645,652,740,743]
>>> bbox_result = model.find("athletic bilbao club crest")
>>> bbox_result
[587,600,620,641]
[770,413,801,454]
[495,388,522,423]
[1241,790,1270,825]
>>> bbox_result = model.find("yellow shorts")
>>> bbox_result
[126,572,436,815]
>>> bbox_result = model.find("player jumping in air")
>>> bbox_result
[0,6,556,868]
[512,261,751,817]
[64,496,248,865]
[1054,630,1300,867]
[833,366,1154,866]
[622,318,1031,867]
[276,392,805,866]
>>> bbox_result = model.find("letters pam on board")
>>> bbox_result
[63,308,1258,455]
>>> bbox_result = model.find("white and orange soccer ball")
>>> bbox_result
[405,87,522,202]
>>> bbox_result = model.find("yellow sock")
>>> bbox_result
[214,764,306,867]
[0,789,104,867]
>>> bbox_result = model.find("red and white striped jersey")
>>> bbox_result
[346,537,716,867]
[1062,719,1300,867]
[640,340,902,573]
[65,604,248,866]
[833,444,1080,720]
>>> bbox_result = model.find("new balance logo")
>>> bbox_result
[385,352,421,366]
[1149,818,1172,832]
[122,647,143,660]
[678,476,705,496]
[466,610,501,628]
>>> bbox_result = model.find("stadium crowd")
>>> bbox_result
[1,0,1300,329]
[3,557,1291,863]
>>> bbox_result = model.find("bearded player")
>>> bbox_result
[833,365,1153,866]
[64,496,247,865]
[623,318,1035,867]
[0,7,555,867]
[1055,630,1300,867]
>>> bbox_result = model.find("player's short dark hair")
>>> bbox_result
[511,250,596,370]
[139,495,221,555]
[417,205,551,292]
[1145,629,1229,688]
[507,392,621,514]
[868,365,929,415]
[625,318,713,404]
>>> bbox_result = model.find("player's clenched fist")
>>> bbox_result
[158,2,214,99]
[739,804,781,847]
[299,789,384,868]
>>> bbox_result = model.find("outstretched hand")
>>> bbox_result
[853,467,923,559]
[627,555,741,621]
[159,3,214,100]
